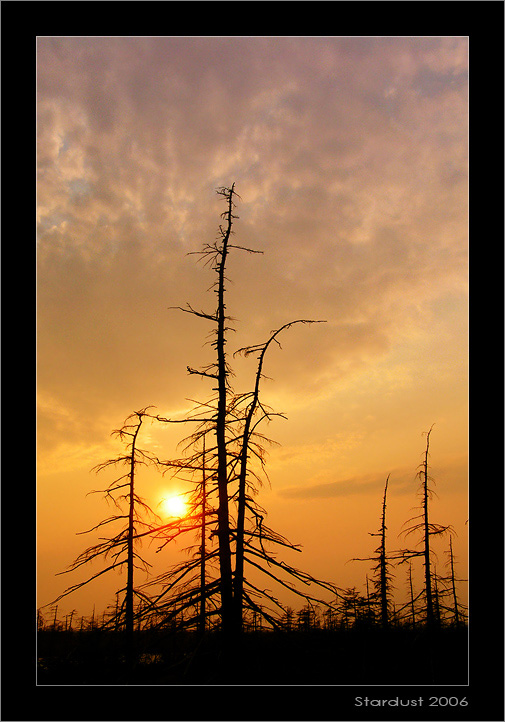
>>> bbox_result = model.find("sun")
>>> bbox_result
[161,494,188,519]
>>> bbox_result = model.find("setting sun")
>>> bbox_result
[161,494,188,519]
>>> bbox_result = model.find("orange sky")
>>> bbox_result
[37,36,468,624]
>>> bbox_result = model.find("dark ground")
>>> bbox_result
[37,625,468,686]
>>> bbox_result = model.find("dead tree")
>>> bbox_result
[142,186,340,637]
[48,408,163,656]
[350,475,403,627]
[446,535,466,625]
[377,475,391,627]
[437,535,467,626]
[400,425,454,627]
[198,435,208,635]
[170,184,264,638]
[407,562,418,627]
[231,319,324,632]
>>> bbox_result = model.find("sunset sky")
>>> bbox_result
[37,36,468,622]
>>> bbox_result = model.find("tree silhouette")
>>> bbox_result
[335,587,369,629]
[351,475,404,627]
[437,535,467,626]
[138,185,339,640]
[400,425,454,627]
[49,408,164,657]
[198,434,209,635]
[231,319,325,632]
[169,184,261,638]
[406,562,420,627]
[446,535,466,625]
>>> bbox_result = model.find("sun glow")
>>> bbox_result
[161,494,188,519]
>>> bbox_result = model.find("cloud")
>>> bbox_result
[36,36,468,465]
[278,470,404,500]
[278,455,468,501]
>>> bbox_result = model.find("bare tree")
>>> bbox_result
[198,435,208,635]
[49,408,164,657]
[231,319,325,632]
[170,184,262,638]
[351,475,404,627]
[374,475,393,627]
[437,535,467,626]
[400,425,454,627]
[407,562,419,627]
[139,186,340,641]
[446,535,466,626]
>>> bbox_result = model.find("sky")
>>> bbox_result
[37,36,468,623]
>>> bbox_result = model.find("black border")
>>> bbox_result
[2,3,503,720]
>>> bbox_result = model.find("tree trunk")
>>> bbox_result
[449,536,460,626]
[408,563,416,628]
[125,414,142,657]
[215,185,235,638]
[379,475,389,628]
[422,427,435,627]
[199,437,207,636]
[233,321,315,633]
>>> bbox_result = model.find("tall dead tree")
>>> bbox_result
[142,186,341,639]
[377,475,390,627]
[174,185,253,636]
[407,562,417,627]
[351,474,404,627]
[421,426,435,624]
[49,408,163,657]
[170,184,263,637]
[212,184,235,635]
[437,535,467,626]
[447,536,462,626]
[231,319,323,632]
[401,425,453,627]
[199,435,208,635]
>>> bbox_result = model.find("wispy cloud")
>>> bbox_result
[278,456,468,501]
[278,470,409,500]
[36,39,469,444]
[37,35,468,472]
